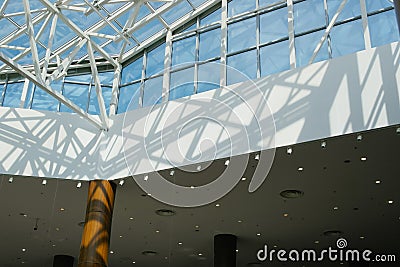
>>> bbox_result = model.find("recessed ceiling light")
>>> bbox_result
[196,165,202,171]
[375,180,381,184]
[132,261,136,264]
[198,253,203,256]
[190,185,195,189]
[283,213,289,217]
[236,249,239,252]
[169,170,175,176]
[155,230,160,233]
[22,248,26,252]
[8,177,13,183]
[333,206,339,210]
[286,147,292,155]
[357,134,362,141]
[396,127,400,135]
[119,179,125,186]
[60,208,65,211]
[77,182,82,188]
[119,235,123,238]
[144,175,149,181]
[238,220,242,223]
[42,180,47,185]
[256,233,261,236]
[110,251,114,254]
[321,141,326,148]
[323,230,343,237]
[297,167,304,171]
[55,227,60,231]
[195,225,199,229]
[129,217,134,220]
[52,244,56,247]
[314,240,319,244]
[255,154,260,160]
[215,204,220,207]
[360,236,365,239]
[361,157,367,161]
[273,245,277,248]
[225,159,230,166]
[19,213,27,217]
[388,200,394,204]
[155,209,176,216]
[280,189,304,199]
[241,177,247,181]
[142,251,157,256]
[178,242,183,245]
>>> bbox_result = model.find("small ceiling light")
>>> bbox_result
[321,141,326,148]
[55,227,60,231]
[357,134,362,141]
[155,230,160,233]
[236,249,239,252]
[60,208,65,211]
[283,213,289,217]
[119,179,125,186]
[52,244,56,247]
[314,240,319,244]
[297,167,304,171]
[196,165,202,171]
[129,217,134,220]
[144,175,149,181]
[155,209,176,216]
[20,213,27,217]
[169,170,175,176]
[110,251,114,254]
[396,127,400,135]
[254,154,260,160]
[286,147,292,155]
[238,220,242,223]
[333,206,339,210]
[198,253,203,256]
[388,200,394,204]
[225,159,230,166]
[8,177,13,183]
[190,185,195,189]
[132,261,136,264]
[256,233,261,236]
[77,182,82,188]
[178,242,183,245]
[361,157,367,161]
[375,180,381,184]
[360,236,365,239]
[119,235,123,238]
[273,245,277,248]
[195,225,200,229]
[241,177,247,181]
[215,203,220,207]
[42,179,47,185]
[280,189,304,199]
[22,248,26,252]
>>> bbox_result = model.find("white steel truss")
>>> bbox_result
[0,0,215,129]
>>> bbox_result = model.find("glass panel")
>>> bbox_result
[228,0,256,17]
[169,67,195,100]
[228,17,257,53]
[88,86,112,115]
[200,8,221,26]
[121,56,143,85]
[60,83,89,113]
[260,6,288,44]
[199,29,221,61]
[260,40,290,76]
[162,1,192,24]
[3,82,23,108]
[118,83,141,113]
[65,73,92,83]
[259,0,285,8]
[143,76,163,107]
[369,10,400,48]
[32,80,62,111]
[198,61,220,93]
[330,19,365,58]
[98,71,114,86]
[327,0,361,22]
[227,49,257,85]
[295,30,329,67]
[146,43,166,77]
[365,0,393,13]
[172,36,196,66]
[294,0,326,34]
[133,18,164,42]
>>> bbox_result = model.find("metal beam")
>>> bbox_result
[0,51,103,129]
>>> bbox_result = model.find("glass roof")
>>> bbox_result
[0,0,215,72]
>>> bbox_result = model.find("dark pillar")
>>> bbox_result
[53,255,74,267]
[214,234,237,267]
[78,180,117,267]
[394,0,400,34]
